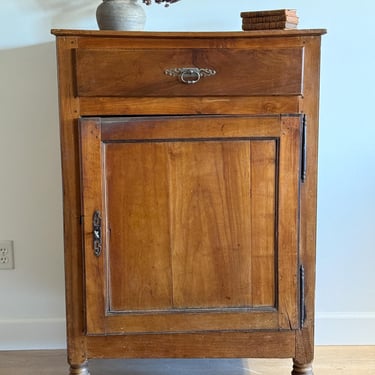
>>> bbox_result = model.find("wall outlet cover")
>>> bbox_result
[0,240,15,270]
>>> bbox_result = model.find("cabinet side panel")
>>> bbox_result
[295,36,323,363]
[105,143,173,311]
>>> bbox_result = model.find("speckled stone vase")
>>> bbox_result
[96,0,146,31]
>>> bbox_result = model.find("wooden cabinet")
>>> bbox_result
[52,29,325,375]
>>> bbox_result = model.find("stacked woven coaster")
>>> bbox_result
[241,9,299,30]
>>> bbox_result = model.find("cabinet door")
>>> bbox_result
[79,115,303,335]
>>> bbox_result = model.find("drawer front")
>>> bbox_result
[75,48,304,97]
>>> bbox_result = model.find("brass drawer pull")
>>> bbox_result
[165,67,216,84]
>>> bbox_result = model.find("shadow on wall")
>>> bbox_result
[0,1,99,49]
[0,42,65,313]
[35,0,97,26]
[35,0,94,11]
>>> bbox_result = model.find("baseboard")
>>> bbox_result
[1,313,374,350]
[0,318,66,350]
[315,312,375,345]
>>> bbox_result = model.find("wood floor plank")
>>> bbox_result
[0,347,374,375]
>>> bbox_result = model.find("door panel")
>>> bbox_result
[105,143,173,311]
[79,115,302,334]
[169,141,253,309]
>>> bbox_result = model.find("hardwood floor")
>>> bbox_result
[0,346,374,375]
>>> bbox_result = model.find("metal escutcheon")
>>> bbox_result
[93,210,102,257]
[165,67,216,84]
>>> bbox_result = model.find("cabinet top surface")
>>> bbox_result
[51,29,326,38]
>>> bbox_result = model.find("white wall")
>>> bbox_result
[0,0,374,349]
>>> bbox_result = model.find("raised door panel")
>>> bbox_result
[79,115,302,335]
[105,143,173,311]
[169,140,275,309]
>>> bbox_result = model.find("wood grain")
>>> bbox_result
[54,36,88,367]
[169,140,253,309]
[295,36,324,365]
[79,96,301,116]
[75,48,303,97]
[277,116,301,330]
[250,140,276,307]
[79,118,106,335]
[105,142,173,311]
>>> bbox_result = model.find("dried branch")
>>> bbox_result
[143,0,181,7]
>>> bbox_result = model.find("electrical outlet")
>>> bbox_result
[0,241,15,270]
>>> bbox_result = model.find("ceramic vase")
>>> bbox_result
[96,0,146,31]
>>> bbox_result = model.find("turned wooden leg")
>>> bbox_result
[69,362,90,375]
[291,360,313,375]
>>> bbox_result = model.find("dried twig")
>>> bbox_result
[143,0,181,7]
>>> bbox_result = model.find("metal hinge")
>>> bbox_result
[300,264,306,327]
[301,115,307,183]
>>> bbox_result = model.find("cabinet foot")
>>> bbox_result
[291,360,313,375]
[69,363,90,375]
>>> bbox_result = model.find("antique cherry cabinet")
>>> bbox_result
[52,29,326,375]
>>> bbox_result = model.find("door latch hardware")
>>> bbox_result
[93,210,102,257]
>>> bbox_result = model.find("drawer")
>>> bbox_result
[75,48,304,97]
